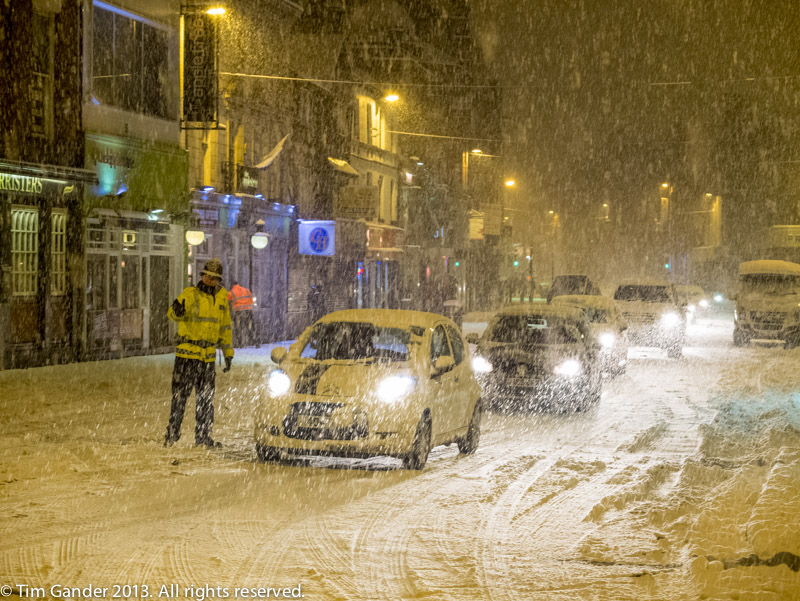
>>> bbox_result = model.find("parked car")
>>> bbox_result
[612,279,685,358]
[675,284,709,323]
[733,260,800,348]
[254,309,482,470]
[466,305,602,412]
[550,294,629,375]
[546,274,602,303]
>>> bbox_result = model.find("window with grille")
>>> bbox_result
[51,210,67,295]
[12,207,39,296]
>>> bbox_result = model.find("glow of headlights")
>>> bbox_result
[699,299,709,308]
[687,304,696,313]
[599,333,615,348]
[267,370,291,395]
[714,294,723,302]
[376,376,415,403]
[472,355,493,373]
[553,359,581,377]
[660,312,681,328]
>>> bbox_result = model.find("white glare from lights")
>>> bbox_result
[376,376,415,403]
[554,359,581,377]
[267,370,291,395]
[660,312,681,328]
[714,294,724,302]
[472,356,493,373]
[599,333,615,348]
[699,299,710,308]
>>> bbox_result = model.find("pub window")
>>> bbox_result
[109,255,119,309]
[31,12,54,139]
[12,207,39,296]
[91,2,171,119]
[121,256,140,310]
[51,210,67,295]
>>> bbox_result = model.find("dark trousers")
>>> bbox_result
[233,310,255,347]
[165,356,216,444]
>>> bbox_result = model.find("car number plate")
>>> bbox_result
[297,414,327,429]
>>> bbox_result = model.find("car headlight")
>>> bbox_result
[553,359,581,377]
[472,355,493,373]
[599,333,615,349]
[699,299,709,308]
[660,312,681,328]
[267,370,291,396]
[714,294,724,303]
[687,303,696,313]
[376,376,416,403]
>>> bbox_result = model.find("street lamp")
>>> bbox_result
[384,93,399,102]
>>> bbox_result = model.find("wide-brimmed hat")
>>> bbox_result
[201,258,223,279]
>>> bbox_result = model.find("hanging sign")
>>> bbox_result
[299,221,335,256]
[183,13,217,124]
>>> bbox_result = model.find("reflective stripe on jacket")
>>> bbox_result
[227,284,254,312]
[168,285,234,363]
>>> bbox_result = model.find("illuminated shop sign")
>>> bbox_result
[299,221,335,256]
[0,173,43,194]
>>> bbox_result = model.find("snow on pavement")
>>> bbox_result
[1,316,799,600]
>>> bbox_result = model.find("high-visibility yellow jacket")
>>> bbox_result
[168,285,234,363]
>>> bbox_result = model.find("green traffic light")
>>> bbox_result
[664,263,670,269]
[513,260,519,267]
[455,261,460,267]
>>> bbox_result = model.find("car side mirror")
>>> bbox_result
[432,355,455,375]
[465,333,480,344]
[270,347,288,365]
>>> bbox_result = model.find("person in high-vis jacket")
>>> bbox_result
[164,258,233,447]
[227,281,255,347]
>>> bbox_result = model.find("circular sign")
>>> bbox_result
[309,227,330,254]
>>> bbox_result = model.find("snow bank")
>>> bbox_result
[680,394,800,599]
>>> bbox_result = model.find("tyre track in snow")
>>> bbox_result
[474,351,724,600]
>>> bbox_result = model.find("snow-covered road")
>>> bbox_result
[2,314,799,601]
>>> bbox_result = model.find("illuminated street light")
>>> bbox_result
[505,179,516,187]
[471,148,483,154]
[206,7,226,15]
[384,93,399,102]
[661,182,670,189]
[185,230,205,246]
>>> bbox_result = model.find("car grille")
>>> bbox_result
[282,401,368,441]
[491,357,545,381]
[621,312,657,326]
[749,311,786,331]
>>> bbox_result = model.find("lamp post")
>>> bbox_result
[660,182,673,278]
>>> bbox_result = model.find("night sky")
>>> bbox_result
[471,0,800,271]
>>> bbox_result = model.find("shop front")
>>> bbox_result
[286,219,404,336]
[186,190,294,344]
[83,134,188,358]
[0,160,96,369]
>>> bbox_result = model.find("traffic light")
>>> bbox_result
[513,260,519,267]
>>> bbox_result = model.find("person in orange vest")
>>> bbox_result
[227,281,255,347]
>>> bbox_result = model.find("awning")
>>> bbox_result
[255,134,289,169]
[328,157,359,176]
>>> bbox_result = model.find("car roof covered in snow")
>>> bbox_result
[738,260,800,276]
[675,284,705,295]
[316,308,454,331]
[614,278,672,288]
[550,294,618,312]
[495,303,586,320]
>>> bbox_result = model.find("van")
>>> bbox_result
[733,260,800,348]
[612,278,685,358]
[546,274,602,303]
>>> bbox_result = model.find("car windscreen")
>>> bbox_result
[552,277,588,295]
[739,274,800,296]
[581,307,612,323]
[487,315,579,345]
[300,322,411,361]
[614,285,671,302]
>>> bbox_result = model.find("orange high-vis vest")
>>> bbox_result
[227,284,254,312]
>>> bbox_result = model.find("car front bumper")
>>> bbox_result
[254,396,418,457]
